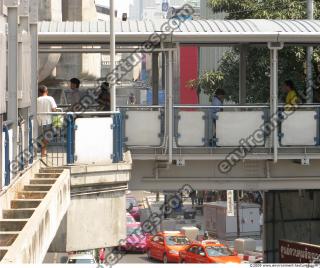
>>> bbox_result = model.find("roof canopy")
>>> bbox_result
[38,19,320,45]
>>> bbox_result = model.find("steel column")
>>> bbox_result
[239,44,247,105]
[306,0,314,103]
[168,51,173,164]
[109,0,116,112]
[152,52,159,105]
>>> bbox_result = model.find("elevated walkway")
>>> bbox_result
[0,162,70,263]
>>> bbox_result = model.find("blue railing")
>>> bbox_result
[2,124,10,186]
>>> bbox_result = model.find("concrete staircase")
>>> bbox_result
[0,166,70,263]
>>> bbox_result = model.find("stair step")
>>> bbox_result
[11,199,42,209]
[2,209,35,219]
[39,168,63,174]
[0,233,19,246]
[24,185,52,191]
[0,220,27,232]
[30,179,56,185]
[0,247,8,261]
[34,173,60,178]
[17,191,47,199]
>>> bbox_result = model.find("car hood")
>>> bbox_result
[209,256,241,263]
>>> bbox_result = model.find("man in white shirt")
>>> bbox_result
[37,85,57,157]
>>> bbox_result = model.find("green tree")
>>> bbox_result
[191,0,320,103]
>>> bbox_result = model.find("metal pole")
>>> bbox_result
[110,0,116,112]
[236,190,240,238]
[239,45,247,105]
[168,51,173,164]
[7,5,18,169]
[306,0,314,103]
[271,49,278,163]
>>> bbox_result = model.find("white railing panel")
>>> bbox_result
[177,111,205,146]
[125,111,162,146]
[74,117,113,164]
[216,111,265,146]
[281,111,317,146]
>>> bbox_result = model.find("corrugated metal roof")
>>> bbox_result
[38,19,320,44]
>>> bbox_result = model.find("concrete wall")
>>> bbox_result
[264,190,320,263]
[56,0,101,80]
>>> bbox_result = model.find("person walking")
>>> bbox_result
[69,77,81,107]
[37,85,57,157]
[99,248,105,264]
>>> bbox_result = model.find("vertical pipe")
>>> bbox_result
[7,6,18,170]
[271,49,278,163]
[66,114,74,164]
[30,23,38,141]
[3,125,10,186]
[110,0,116,112]
[168,51,173,164]
[28,117,33,164]
[236,190,240,237]
[239,45,247,105]
[306,0,314,103]
[263,191,267,262]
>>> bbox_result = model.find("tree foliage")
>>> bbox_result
[191,0,320,103]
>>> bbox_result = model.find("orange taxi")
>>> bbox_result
[146,231,191,263]
[179,240,241,263]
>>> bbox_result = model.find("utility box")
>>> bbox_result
[180,226,199,241]
[234,238,257,253]
[203,202,260,240]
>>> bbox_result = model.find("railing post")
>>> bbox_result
[66,114,74,164]
[3,125,10,186]
[118,113,123,162]
[29,117,33,164]
[112,113,119,163]
[18,124,24,171]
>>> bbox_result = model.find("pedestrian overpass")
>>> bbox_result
[37,19,320,191]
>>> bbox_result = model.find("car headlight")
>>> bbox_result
[169,250,179,255]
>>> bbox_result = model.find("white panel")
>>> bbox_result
[177,111,205,146]
[281,111,317,146]
[0,32,6,113]
[216,111,264,147]
[74,118,113,164]
[125,111,161,146]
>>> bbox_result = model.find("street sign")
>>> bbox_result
[162,2,169,12]
[227,190,234,216]
[279,240,320,263]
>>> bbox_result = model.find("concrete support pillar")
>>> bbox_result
[239,45,247,105]
[6,2,19,167]
[152,52,159,105]
[30,0,38,140]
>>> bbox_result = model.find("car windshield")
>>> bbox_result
[127,226,143,236]
[126,216,135,223]
[126,198,138,208]
[165,236,190,246]
[205,246,233,257]
[67,258,95,264]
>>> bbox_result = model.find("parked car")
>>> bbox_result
[179,240,241,264]
[122,222,147,252]
[126,212,136,224]
[66,253,96,264]
[126,196,140,221]
[146,231,190,263]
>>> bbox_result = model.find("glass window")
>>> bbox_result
[165,236,190,246]
[188,246,198,254]
[127,226,143,236]
[205,246,233,257]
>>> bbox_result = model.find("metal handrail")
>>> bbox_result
[37,111,120,115]
[173,105,269,109]
[119,105,165,109]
